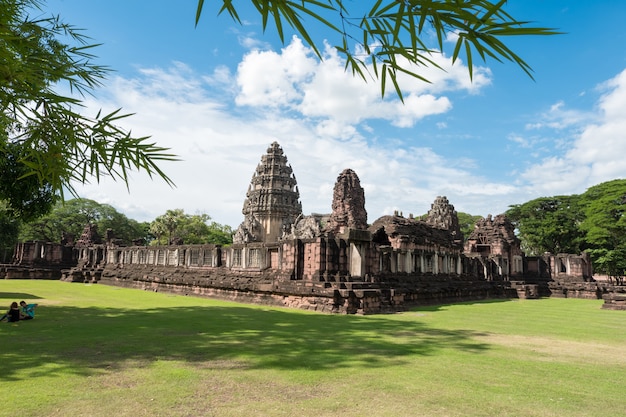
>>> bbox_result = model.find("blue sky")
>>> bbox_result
[44,0,626,228]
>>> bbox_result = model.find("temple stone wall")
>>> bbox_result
[4,141,624,312]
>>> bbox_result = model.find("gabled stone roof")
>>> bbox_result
[369,215,460,248]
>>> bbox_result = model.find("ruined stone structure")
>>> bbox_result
[3,142,623,312]
[1,241,74,279]
[464,214,524,281]
[234,142,302,244]
[325,169,368,234]
[425,196,463,244]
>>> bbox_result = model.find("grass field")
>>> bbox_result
[1,280,624,417]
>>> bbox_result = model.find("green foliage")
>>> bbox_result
[0,142,58,221]
[506,179,626,277]
[19,198,146,244]
[506,195,584,256]
[196,0,560,101]
[579,179,626,277]
[1,0,177,220]
[0,201,21,261]
[149,209,233,245]
[456,212,482,240]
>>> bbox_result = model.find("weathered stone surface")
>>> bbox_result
[369,214,460,248]
[466,214,519,252]
[234,141,302,243]
[602,292,626,310]
[325,169,367,234]
[282,214,328,240]
[424,196,463,242]
[76,223,102,246]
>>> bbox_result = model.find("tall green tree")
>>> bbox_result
[506,195,584,256]
[195,0,560,100]
[1,0,176,220]
[579,179,626,279]
[150,209,184,245]
[19,198,146,244]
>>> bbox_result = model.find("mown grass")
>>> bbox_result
[1,280,624,417]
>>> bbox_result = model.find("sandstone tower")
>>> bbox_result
[425,195,462,242]
[233,142,302,243]
[325,168,368,234]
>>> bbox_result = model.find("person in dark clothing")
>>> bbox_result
[0,302,22,322]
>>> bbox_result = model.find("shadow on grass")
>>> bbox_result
[411,298,516,312]
[0,292,43,301]
[0,304,491,381]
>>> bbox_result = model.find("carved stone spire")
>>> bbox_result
[425,196,462,241]
[234,142,302,243]
[326,169,368,233]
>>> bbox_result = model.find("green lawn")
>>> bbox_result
[1,280,624,417]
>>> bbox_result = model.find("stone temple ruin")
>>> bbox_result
[2,141,625,313]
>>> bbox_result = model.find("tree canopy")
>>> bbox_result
[195,0,560,100]
[1,0,176,220]
[149,209,233,246]
[506,179,626,278]
[19,198,149,245]
[506,195,584,256]
[578,180,626,278]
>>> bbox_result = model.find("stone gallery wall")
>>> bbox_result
[4,142,622,312]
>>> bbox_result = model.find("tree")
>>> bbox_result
[505,179,626,279]
[19,198,146,245]
[579,179,626,280]
[456,212,482,241]
[0,141,57,221]
[195,0,559,100]
[506,195,584,256]
[150,209,184,245]
[1,0,176,220]
[149,209,233,246]
[0,201,21,262]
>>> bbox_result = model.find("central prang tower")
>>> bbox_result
[233,142,302,243]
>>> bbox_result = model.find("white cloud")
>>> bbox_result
[69,40,528,227]
[525,100,595,130]
[520,68,626,195]
[235,36,490,127]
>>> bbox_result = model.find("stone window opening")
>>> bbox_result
[203,250,213,267]
[190,249,200,266]
[233,249,242,267]
[248,249,260,268]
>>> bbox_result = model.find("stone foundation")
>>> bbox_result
[0,265,63,280]
[89,263,517,314]
[601,292,626,310]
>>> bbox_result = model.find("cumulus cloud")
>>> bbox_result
[519,68,626,195]
[70,50,513,226]
[235,36,490,127]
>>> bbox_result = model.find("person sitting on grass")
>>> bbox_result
[0,302,22,322]
[19,301,38,320]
